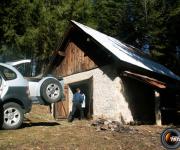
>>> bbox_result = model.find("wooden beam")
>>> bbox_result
[122,71,167,89]
[154,91,162,126]
[57,51,66,57]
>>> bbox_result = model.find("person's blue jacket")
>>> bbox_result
[73,92,84,103]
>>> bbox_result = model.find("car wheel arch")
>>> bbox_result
[2,99,25,112]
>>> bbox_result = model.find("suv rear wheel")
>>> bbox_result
[2,102,24,130]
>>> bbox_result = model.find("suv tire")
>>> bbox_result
[40,78,63,103]
[2,102,24,130]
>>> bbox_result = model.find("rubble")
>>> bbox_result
[91,118,138,133]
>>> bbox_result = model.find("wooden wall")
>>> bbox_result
[55,42,97,77]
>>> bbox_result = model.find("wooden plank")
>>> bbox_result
[55,41,97,77]
[54,85,69,119]
[154,91,162,126]
[58,51,66,56]
[123,71,167,89]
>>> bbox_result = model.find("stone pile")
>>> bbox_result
[91,118,138,133]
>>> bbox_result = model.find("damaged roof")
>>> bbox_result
[71,20,180,81]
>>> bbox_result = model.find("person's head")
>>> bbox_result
[76,88,81,93]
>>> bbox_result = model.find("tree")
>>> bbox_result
[0,0,95,61]
[0,0,179,74]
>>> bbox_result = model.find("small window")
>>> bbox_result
[0,67,17,80]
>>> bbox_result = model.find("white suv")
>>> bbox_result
[0,63,32,129]
[7,60,64,105]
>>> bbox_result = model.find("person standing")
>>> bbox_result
[68,88,84,122]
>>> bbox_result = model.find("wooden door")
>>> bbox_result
[54,85,69,119]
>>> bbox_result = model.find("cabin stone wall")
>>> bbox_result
[63,65,133,123]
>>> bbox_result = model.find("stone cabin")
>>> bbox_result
[47,21,180,125]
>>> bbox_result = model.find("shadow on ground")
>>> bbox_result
[21,122,60,128]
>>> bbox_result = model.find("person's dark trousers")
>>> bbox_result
[68,102,83,122]
[81,108,85,119]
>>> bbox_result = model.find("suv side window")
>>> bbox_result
[15,63,31,77]
[0,67,17,80]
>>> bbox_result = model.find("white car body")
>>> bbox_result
[0,63,32,129]
[0,63,29,99]
[28,77,63,95]
[7,59,31,66]
[6,59,64,105]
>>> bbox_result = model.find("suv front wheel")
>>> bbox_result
[2,102,24,130]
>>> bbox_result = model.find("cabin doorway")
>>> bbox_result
[122,77,156,124]
[68,77,93,119]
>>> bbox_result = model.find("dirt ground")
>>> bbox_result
[0,105,178,150]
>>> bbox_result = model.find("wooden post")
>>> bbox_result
[154,91,162,126]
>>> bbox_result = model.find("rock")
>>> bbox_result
[96,126,101,132]
[91,118,138,134]
[104,120,112,125]
[91,118,106,126]
[104,136,111,140]
[100,125,109,130]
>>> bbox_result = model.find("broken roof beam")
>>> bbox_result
[51,50,65,57]
[122,71,167,89]
[57,51,65,57]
